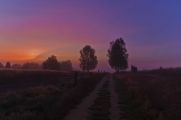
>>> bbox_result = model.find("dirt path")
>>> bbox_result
[63,75,120,120]
[63,76,107,120]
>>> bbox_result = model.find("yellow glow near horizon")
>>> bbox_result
[27,49,44,59]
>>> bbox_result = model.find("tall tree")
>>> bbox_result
[42,55,60,70]
[80,45,98,72]
[108,38,128,72]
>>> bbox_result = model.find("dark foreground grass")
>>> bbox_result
[115,71,181,120]
[0,70,104,120]
[88,80,111,120]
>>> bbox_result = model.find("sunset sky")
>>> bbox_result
[0,0,181,70]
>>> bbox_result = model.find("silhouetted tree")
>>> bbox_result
[80,45,98,72]
[108,38,128,72]
[5,62,11,68]
[22,62,40,69]
[0,62,4,68]
[42,55,60,70]
[60,60,73,71]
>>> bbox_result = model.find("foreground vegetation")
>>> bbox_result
[88,80,111,120]
[0,69,180,120]
[115,70,181,120]
[0,70,104,120]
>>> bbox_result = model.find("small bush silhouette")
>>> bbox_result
[5,62,11,68]
[42,55,60,70]
[12,64,22,69]
[0,62,4,68]
[60,60,72,71]
[131,65,138,73]
[22,62,40,69]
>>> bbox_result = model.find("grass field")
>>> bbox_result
[0,69,180,120]
[0,69,104,120]
[115,69,181,120]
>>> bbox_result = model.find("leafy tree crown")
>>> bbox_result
[108,38,128,72]
[80,45,98,71]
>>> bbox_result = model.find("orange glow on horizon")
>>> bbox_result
[0,53,33,61]
[0,49,44,62]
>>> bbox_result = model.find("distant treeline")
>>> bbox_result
[0,58,73,72]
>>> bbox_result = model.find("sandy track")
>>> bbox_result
[63,75,120,120]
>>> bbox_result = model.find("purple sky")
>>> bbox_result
[0,0,181,70]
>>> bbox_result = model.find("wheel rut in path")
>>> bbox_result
[63,76,107,120]
[63,76,120,120]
